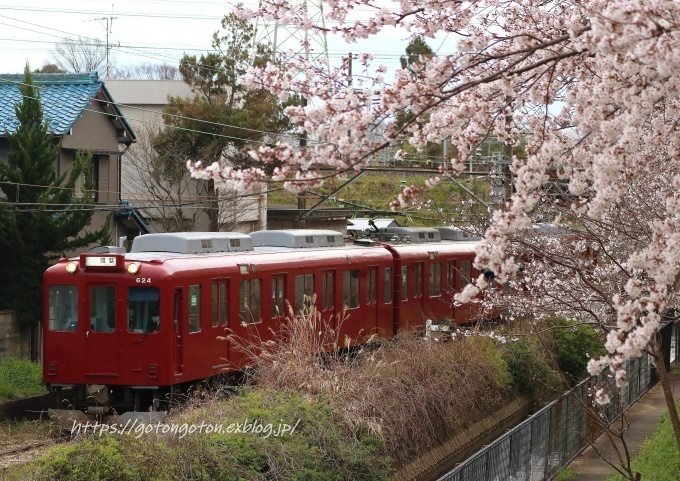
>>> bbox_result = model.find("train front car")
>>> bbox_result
[42,232,253,425]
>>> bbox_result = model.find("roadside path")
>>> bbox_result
[569,373,680,481]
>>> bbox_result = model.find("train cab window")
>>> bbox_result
[401,266,408,301]
[366,267,377,305]
[90,287,116,333]
[272,275,286,317]
[240,279,262,324]
[384,268,392,304]
[128,286,160,333]
[48,285,78,331]
[343,270,360,309]
[322,271,334,311]
[429,263,442,297]
[212,281,229,328]
[188,284,201,333]
[460,261,472,290]
[414,263,423,298]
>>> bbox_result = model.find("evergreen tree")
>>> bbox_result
[0,64,110,327]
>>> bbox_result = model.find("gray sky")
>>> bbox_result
[0,0,436,78]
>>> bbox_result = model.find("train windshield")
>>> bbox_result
[48,285,78,331]
[128,287,161,333]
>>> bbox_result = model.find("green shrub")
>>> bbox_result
[547,317,603,384]
[501,337,562,397]
[0,357,45,401]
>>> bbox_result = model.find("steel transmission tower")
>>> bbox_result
[253,0,330,73]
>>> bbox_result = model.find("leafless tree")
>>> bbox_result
[50,37,108,75]
[111,63,181,80]
[122,123,255,232]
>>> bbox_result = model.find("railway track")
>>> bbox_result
[0,440,54,470]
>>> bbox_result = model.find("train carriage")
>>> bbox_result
[43,227,494,419]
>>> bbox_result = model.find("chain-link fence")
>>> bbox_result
[437,322,680,481]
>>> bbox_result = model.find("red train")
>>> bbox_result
[43,227,495,421]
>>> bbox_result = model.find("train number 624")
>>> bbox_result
[135,277,152,284]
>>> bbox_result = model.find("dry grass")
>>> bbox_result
[235,301,515,466]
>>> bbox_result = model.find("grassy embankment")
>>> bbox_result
[268,172,490,226]
[0,357,45,402]
[605,365,680,481]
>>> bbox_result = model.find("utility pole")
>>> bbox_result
[88,14,117,78]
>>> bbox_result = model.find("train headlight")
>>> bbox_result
[127,262,141,275]
[65,262,78,274]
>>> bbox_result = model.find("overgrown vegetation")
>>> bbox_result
[7,390,391,481]
[3,310,601,478]
[0,357,45,401]
[605,404,680,481]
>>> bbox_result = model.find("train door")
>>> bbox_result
[85,284,119,375]
[173,289,183,375]
[321,270,335,329]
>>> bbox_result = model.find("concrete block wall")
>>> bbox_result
[0,310,31,362]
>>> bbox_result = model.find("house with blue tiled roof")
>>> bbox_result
[0,71,150,247]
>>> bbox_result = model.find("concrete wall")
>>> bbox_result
[0,310,31,362]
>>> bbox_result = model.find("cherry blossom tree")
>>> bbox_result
[188,0,680,453]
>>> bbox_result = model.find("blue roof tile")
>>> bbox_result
[0,71,133,139]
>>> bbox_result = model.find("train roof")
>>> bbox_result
[250,229,344,248]
[130,232,253,254]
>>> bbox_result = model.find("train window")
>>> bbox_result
[128,287,160,333]
[414,263,423,298]
[90,287,116,333]
[212,281,229,327]
[366,267,377,305]
[447,261,456,290]
[240,279,262,324]
[188,284,201,333]
[295,274,314,313]
[460,261,472,289]
[48,285,78,331]
[384,268,392,304]
[322,271,334,311]
[272,276,286,317]
[429,263,442,297]
[343,270,360,309]
[401,266,408,301]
